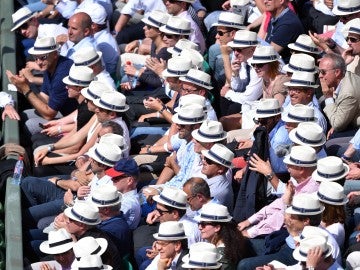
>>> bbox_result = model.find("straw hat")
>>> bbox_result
[77,2,107,25]
[317,181,348,205]
[28,37,61,55]
[153,221,188,241]
[64,201,101,225]
[253,98,282,119]
[248,45,280,64]
[62,65,94,87]
[167,39,199,55]
[87,142,122,167]
[289,122,326,147]
[159,16,192,36]
[342,18,360,38]
[195,203,232,222]
[192,120,227,143]
[293,236,332,262]
[201,144,234,168]
[281,104,317,123]
[11,7,36,32]
[332,0,360,16]
[227,30,258,48]
[179,69,213,90]
[71,255,112,270]
[284,71,319,88]
[293,225,330,243]
[285,193,325,215]
[182,242,222,269]
[172,103,206,125]
[142,10,170,28]
[153,186,187,210]
[174,94,206,113]
[312,156,350,182]
[99,133,127,153]
[73,47,102,67]
[80,81,115,101]
[179,48,204,69]
[283,53,317,73]
[93,91,129,112]
[72,236,108,260]
[288,34,321,55]
[212,11,245,29]
[90,184,122,207]
[283,145,317,167]
[162,56,192,78]
[39,228,74,255]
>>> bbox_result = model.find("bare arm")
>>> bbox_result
[114,13,131,33]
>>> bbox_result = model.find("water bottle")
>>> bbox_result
[12,156,24,185]
[126,61,138,89]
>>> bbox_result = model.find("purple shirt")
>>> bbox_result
[246,177,319,238]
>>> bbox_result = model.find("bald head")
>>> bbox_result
[68,12,92,44]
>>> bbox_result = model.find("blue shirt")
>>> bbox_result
[42,56,78,116]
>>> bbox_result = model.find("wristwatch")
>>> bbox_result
[265,172,274,181]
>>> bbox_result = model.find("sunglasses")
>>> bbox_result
[204,156,215,165]
[161,32,179,39]
[251,63,265,68]
[16,22,30,34]
[166,0,180,3]
[198,221,215,228]
[217,30,231,36]
[145,24,155,30]
[346,36,360,43]
[33,54,49,61]
[156,208,171,216]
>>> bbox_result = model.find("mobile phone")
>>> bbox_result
[39,123,45,129]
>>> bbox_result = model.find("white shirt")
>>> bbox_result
[121,189,141,230]
[38,23,68,39]
[0,92,14,108]
[146,252,181,270]
[180,215,202,246]
[121,0,166,17]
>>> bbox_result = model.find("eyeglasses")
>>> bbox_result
[203,156,215,165]
[346,36,360,43]
[287,87,309,93]
[156,208,171,216]
[181,87,200,94]
[16,22,30,34]
[166,0,180,3]
[318,68,336,75]
[233,47,247,53]
[33,54,49,61]
[145,24,155,30]
[161,32,179,39]
[251,63,265,68]
[187,194,197,203]
[198,222,215,228]
[217,30,231,36]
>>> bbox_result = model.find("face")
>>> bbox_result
[286,164,303,179]
[64,215,83,235]
[89,158,105,174]
[54,249,75,268]
[33,51,57,72]
[193,139,213,154]
[162,32,181,47]
[264,0,282,13]
[176,123,194,140]
[94,106,113,123]
[85,98,97,112]
[284,213,307,237]
[198,222,220,241]
[183,184,202,211]
[201,156,224,178]
[347,33,360,55]
[66,84,82,98]
[143,24,160,39]
[339,12,360,24]
[112,174,130,193]
[288,87,313,105]
[181,82,204,96]
[68,15,90,44]
[165,0,183,15]
[252,62,270,78]
[156,203,176,223]
[18,18,38,38]
[233,46,254,63]
[318,58,341,88]
[257,116,278,133]
[156,240,179,260]
[216,26,235,45]
[284,122,298,133]
[166,77,181,91]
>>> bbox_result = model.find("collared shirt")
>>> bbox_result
[65,36,97,59]
[181,215,202,246]
[112,116,131,157]
[205,174,234,213]
[325,78,343,106]
[94,29,120,75]
[227,62,263,104]
[121,0,166,17]
[350,128,360,150]
[146,252,182,270]
[95,70,116,89]
[38,23,68,39]
[247,177,319,238]
[0,92,14,108]
[121,189,141,230]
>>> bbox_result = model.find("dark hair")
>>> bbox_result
[321,202,345,225]
[164,204,186,218]
[183,177,211,199]
[213,220,251,264]
[296,213,322,226]
[101,121,123,136]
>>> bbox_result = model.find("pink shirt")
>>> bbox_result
[246,177,319,238]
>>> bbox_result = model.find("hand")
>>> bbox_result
[41,125,62,137]
[319,77,334,99]
[140,145,152,154]
[55,34,68,45]
[220,84,230,97]
[75,156,89,168]
[48,176,60,185]
[2,104,20,121]
[77,186,91,199]
[282,181,295,206]
[222,0,231,10]
[164,152,177,170]
[54,213,66,229]
[19,67,35,83]
[146,57,166,76]
[120,82,133,91]
[6,70,30,94]
[25,61,40,70]
[347,191,360,205]
[158,257,172,270]
[34,148,49,167]
[248,154,272,176]
[306,247,324,269]
[39,262,56,270]
[73,169,92,185]
[237,139,253,149]
[146,210,160,225]
[238,220,250,231]
[220,44,232,55]
[326,127,334,140]
[255,265,275,270]
[146,241,159,259]
[342,47,355,65]
[142,187,160,204]
[124,62,138,76]
[64,189,74,205]
[324,0,334,9]
[346,164,360,180]
[234,168,246,183]
[231,59,241,75]
[308,31,329,51]
[143,97,163,111]
[125,40,140,53]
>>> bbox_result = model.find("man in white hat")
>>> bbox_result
[342,18,360,76]
[164,0,206,53]
[145,221,189,270]
[238,193,341,269]
[75,3,119,75]
[238,146,319,246]
[6,36,78,137]
[320,53,360,137]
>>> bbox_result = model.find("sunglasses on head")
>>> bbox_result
[346,36,360,43]
[217,30,231,36]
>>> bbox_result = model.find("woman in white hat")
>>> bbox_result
[196,203,253,269]
[248,45,289,106]
[317,181,348,248]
